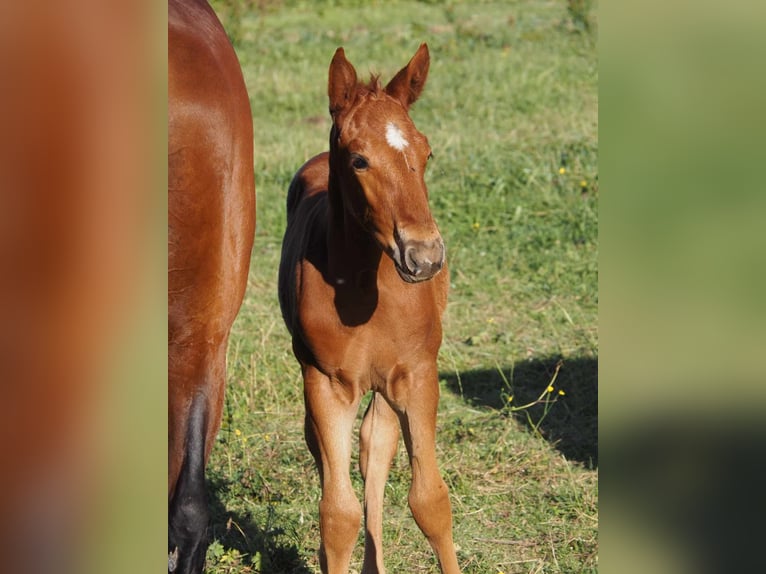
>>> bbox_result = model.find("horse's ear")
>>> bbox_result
[385,43,430,110]
[328,47,358,120]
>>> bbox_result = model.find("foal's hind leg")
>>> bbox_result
[303,366,363,574]
[359,392,400,574]
[396,369,461,574]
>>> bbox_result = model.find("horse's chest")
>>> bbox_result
[298,277,439,379]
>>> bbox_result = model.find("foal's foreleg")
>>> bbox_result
[398,376,461,574]
[304,366,362,574]
[359,392,400,574]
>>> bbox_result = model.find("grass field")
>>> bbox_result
[204,1,597,572]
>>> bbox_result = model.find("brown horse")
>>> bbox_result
[279,45,461,574]
[168,0,255,572]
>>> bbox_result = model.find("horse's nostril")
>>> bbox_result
[404,245,421,275]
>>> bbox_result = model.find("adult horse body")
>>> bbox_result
[279,45,461,574]
[168,0,255,572]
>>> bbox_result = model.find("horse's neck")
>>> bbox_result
[326,184,383,285]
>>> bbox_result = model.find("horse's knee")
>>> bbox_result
[409,478,452,536]
[169,489,209,541]
[319,493,362,545]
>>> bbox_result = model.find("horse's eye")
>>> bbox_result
[351,155,369,171]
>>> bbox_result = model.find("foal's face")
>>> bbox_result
[329,45,445,283]
[336,96,444,283]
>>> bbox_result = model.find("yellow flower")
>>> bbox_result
[471,221,480,231]
[546,385,554,393]
[580,179,588,188]
[558,389,566,396]
[507,395,513,403]
[234,429,242,437]
[558,167,566,175]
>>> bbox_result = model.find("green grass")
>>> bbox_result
[205,1,597,572]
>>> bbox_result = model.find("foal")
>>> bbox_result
[279,45,460,574]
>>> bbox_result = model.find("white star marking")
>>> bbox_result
[385,122,409,151]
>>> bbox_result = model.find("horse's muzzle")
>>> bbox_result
[394,236,445,283]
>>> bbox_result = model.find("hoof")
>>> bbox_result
[168,547,179,572]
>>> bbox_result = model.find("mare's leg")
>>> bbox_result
[396,369,461,574]
[168,391,208,574]
[304,365,363,574]
[168,340,228,574]
[359,393,400,574]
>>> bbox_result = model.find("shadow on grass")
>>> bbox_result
[441,356,598,468]
[604,417,766,574]
[205,475,312,574]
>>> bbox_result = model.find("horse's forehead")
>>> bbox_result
[344,99,424,149]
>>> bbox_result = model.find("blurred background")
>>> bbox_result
[0,1,165,573]
[602,1,766,572]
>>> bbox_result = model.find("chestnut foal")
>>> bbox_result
[279,45,460,574]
